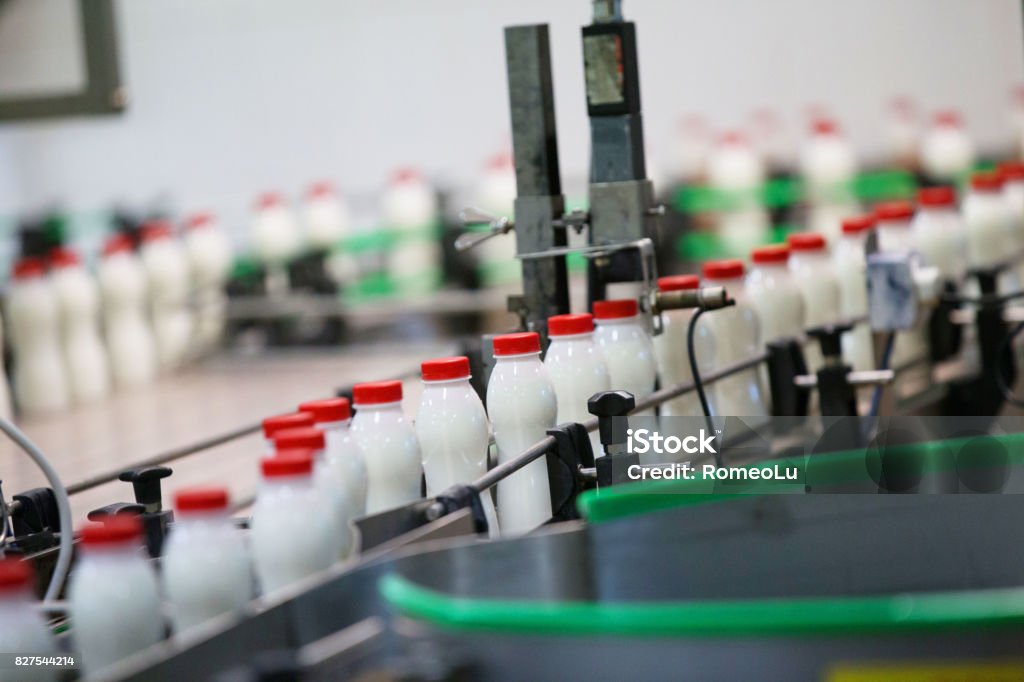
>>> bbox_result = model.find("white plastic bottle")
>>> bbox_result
[885,96,920,170]
[162,487,252,634]
[139,222,193,370]
[697,260,768,419]
[304,182,351,250]
[252,192,302,268]
[98,234,157,388]
[68,516,164,676]
[834,215,876,374]
[381,168,440,294]
[351,380,422,514]
[675,113,711,183]
[298,397,368,519]
[651,276,709,419]
[415,356,499,533]
[912,187,968,282]
[920,111,975,184]
[49,247,111,404]
[486,332,556,536]
[251,450,338,594]
[788,233,841,372]
[746,245,805,343]
[707,131,770,255]
[272,426,349,559]
[0,558,58,682]
[473,153,520,287]
[184,213,233,352]
[962,171,1013,278]
[800,118,860,241]
[544,314,610,454]
[6,257,70,415]
[593,299,657,417]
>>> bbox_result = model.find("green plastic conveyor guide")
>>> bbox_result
[381,433,1024,639]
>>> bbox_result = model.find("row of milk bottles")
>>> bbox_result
[250,172,441,295]
[3,216,233,417]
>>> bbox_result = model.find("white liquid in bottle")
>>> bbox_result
[381,168,440,294]
[486,332,556,536]
[833,216,876,374]
[304,182,352,250]
[0,558,58,682]
[415,356,498,534]
[651,277,708,419]
[697,260,768,420]
[746,246,805,343]
[963,171,1014,284]
[544,314,609,455]
[273,426,349,559]
[139,222,193,370]
[912,187,967,283]
[184,213,233,352]
[351,380,422,514]
[707,131,771,255]
[162,487,252,634]
[251,451,338,594]
[68,516,164,676]
[788,233,841,372]
[298,397,369,520]
[6,258,70,415]
[49,248,111,404]
[593,299,657,417]
[252,192,302,267]
[920,111,975,184]
[1000,162,1024,284]
[98,235,158,388]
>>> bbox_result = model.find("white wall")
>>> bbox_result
[0,0,1021,245]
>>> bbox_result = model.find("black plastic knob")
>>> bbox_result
[587,390,635,448]
[807,322,853,360]
[118,466,172,509]
[87,502,145,521]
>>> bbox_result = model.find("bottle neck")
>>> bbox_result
[353,401,402,412]
[594,315,640,327]
[494,351,540,362]
[422,377,472,387]
[317,418,352,432]
[549,332,595,342]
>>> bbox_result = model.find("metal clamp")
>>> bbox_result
[455,206,515,252]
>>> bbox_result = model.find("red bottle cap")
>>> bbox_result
[657,274,701,291]
[421,356,471,381]
[353,380,403,405]
[917,187,956,208]
[750,245,790,264]
[185,213,215,231]
[0,558,32,593]
[841,214,876,235]
[875,201,915,221]
[999,161,1024,182]
[102,233,134,257]
[48,247,81,269]
[80,515,143,546]
[175,487,230,514]
[307,181,335,199]
[261,450,315,478]
[702,259,745,279]
[11,257,46,280]
[548,313,595,336]
[256,192,284,210]
[140,220,174,243]
[971,170,1004,192]
[262,412,315,440]
[297,397,351,423]
[273,427,326,452]
[787,233,828,251]
[492,332,541,355]
[593,299,639,320]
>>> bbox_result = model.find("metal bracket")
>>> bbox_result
[545,423,597,521]
[431,484,490,535]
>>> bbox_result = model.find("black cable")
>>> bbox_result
[686,306,725,469]
[996,321,1024,407]
[867,331,897,419]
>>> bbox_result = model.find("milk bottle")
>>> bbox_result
[97,234,157,388]
[351,380,422,513]
[139,222,193,370]
[272,426,349,558]
[833,215,876,374]
[7,257,70,414]
[184,213,233,352]
[593,299,657,417]
[544,314,610,453]
[0,558,58,682]
[912,187,968,282]
[381,168,440,294]
[486,332,556,536]
[162,487,252,634]
[746,245,805,343]
[252,192,302,267]
[251,450,338,594]
[298,397,368,518]
[304,182,351,250]
[963,171,1013,278]
[920,111,975,184]
[999,162,1024,283]
[68,516,164,676]
[49,247,111,404]
[651,276,708,419]
[697,260,768,419]
[788,233,841,372]
[415,356,499,533]
[800,118,860,241]
[707,131,770,255]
